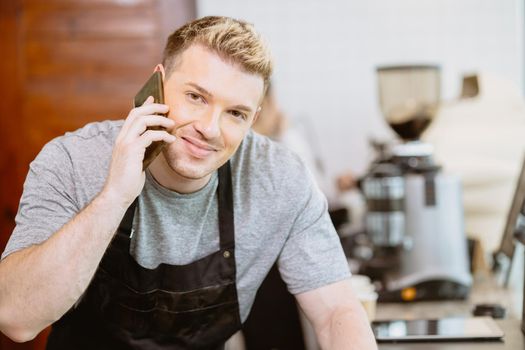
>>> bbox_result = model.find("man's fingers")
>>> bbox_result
[131,103,169,118]
[143,96,155,105]
[139,130,176,148]
[118,100,170,142]
[123,115,175,141]
[123,103,169,134]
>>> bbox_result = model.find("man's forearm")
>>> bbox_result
[0,189,129,342]
[318,303,377,350]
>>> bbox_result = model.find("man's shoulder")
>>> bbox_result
[235,130,305,171]
[33,120,122,178]
[61,119,124,144]
[38,119,120,151]
[42,119,122,158]
[232,130,313,194]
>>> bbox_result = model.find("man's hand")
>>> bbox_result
[103,96,175,207]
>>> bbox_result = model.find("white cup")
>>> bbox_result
[350,275,377,321]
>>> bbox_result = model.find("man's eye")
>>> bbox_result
[229,110,247,120]
[186,92,204,103]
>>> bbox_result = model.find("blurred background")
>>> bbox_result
[200,0,523,179]
[1,0,525,349]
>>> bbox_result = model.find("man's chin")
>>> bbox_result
[163,148,226,180]
[171,166,207,180]
[166,159,216,180]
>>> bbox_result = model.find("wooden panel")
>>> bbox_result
[23,0,151,7]
[0,0,23,250]
[18,0,167,164]
[25,38,162,78]
[24,6,159,39]
[0,1,34,348]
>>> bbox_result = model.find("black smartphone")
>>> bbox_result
[133,71,168,170]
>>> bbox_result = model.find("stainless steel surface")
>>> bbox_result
[362,169,405,247]
[386,173,472,291]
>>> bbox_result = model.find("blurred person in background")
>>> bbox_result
[253,84,366,215]
[253,84,356,228]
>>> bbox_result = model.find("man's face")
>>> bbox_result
[161,44,264,180]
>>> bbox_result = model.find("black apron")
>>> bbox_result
[47,162,241,349]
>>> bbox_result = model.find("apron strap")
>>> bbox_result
[120,199,137,236]
[218,162,235,250]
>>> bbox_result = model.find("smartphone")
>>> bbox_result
[133,71,168,170]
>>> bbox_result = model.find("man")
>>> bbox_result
[0,16,376,349]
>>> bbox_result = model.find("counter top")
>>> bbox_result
[375,273,524,349]
[378,319,523,350]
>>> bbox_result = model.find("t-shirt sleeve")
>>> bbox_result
[1,140,80,260]
[277,175,351,295]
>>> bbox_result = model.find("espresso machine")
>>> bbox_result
[359,65,472,302]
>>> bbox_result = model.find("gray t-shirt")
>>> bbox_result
[2,120,350,322]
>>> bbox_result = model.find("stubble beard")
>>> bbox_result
[162,147,213,181]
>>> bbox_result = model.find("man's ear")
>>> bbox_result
[251,106,262,126]
[154,64,166,80]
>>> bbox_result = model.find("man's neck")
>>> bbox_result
[148,155,211,194]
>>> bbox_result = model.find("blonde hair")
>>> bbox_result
[162,16,273,89]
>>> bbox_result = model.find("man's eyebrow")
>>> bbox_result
[230,104,253,113]
[186,82,254,113]
[186,82,213,98]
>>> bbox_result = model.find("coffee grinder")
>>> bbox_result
[360,65,472,302]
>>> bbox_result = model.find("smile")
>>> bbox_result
[181,137,217,159]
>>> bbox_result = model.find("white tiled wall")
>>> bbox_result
[197,0,524,179]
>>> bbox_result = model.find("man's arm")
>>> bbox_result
[0,99,175,342]
[296,279,377,350]
[0,190,130,342]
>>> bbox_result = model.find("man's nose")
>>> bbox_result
[194,109,221,139]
